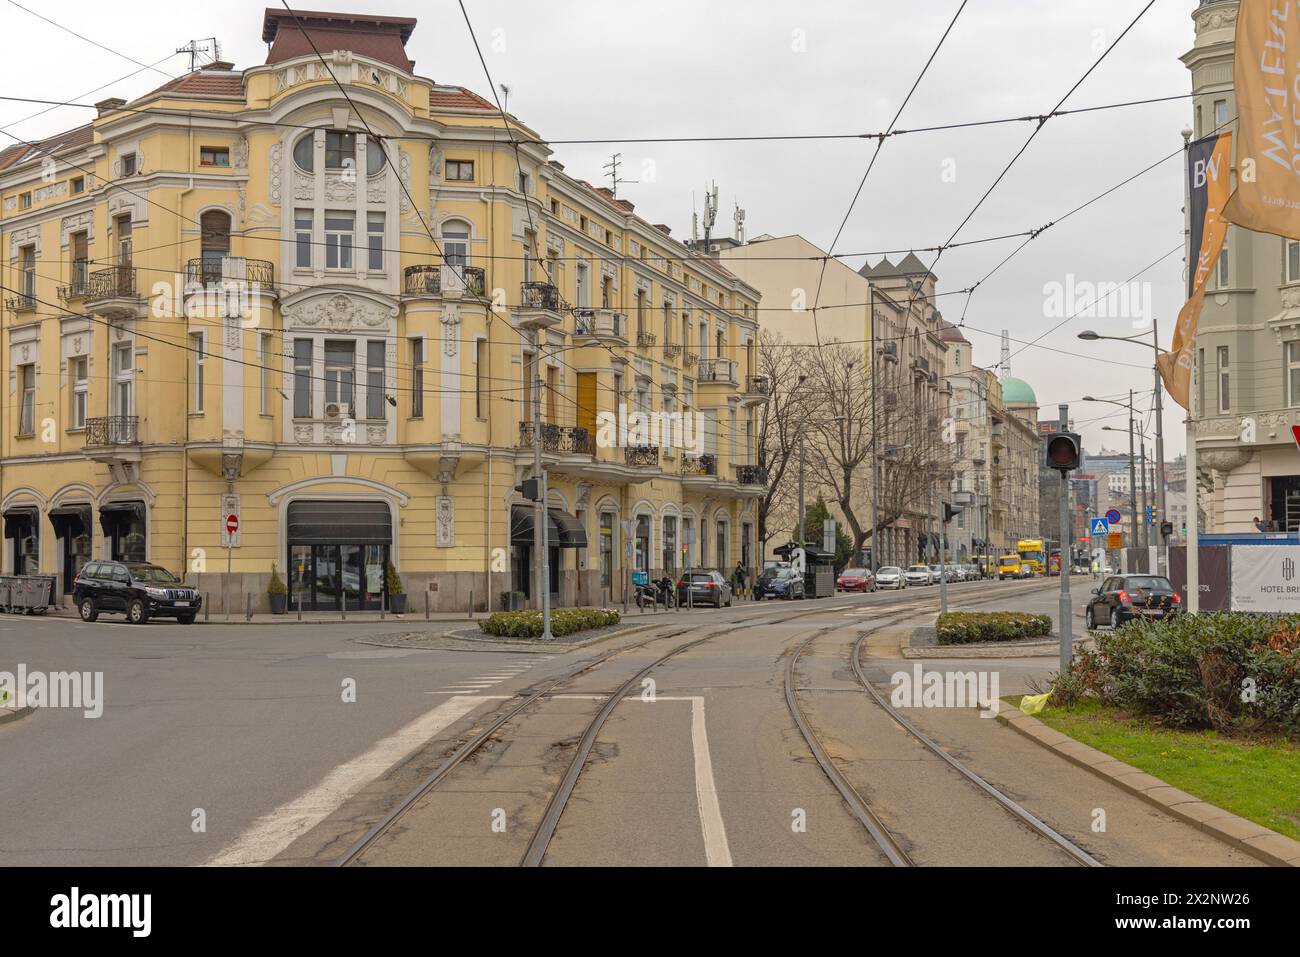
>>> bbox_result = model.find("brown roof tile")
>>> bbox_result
[0,124,94,172]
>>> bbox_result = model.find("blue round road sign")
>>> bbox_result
[1105,508,1122,525]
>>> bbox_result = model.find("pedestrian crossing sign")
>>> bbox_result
[1089,518,1109,536]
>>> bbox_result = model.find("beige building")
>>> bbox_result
[1183,0,1300,532]
[0,9,767,613]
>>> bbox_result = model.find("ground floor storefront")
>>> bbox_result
[1,449,764,613]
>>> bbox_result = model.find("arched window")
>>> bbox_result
[292,131,387,174]
[441,221,470,268]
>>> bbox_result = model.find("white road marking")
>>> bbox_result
[686,696,732,868]
[205,695,490,866]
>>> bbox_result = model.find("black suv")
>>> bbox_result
[73,561,200,624]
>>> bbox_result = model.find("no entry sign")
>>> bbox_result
[226,514,239,536]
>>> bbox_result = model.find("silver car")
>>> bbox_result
[875,566,906,589]
[906,564,934,586]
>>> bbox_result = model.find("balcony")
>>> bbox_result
[517,422,593,456]
[741,374,771,408]
[664,342,682,360]
[57,274,88,301]
[4,293,35,313]
[82,415,141,482]
[573,307,627,342]
[682,351,699,367]
[697,358,737,385]
[625,445,659,467]
[636,330,657,349]
[402,264,486,299]
[516,281,565,331]
[735,464,768,486]
[681,453,717,477]
[185,257,275,289]
[85,266,143,319]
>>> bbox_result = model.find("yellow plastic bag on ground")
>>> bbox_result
[1019,692,1050,716]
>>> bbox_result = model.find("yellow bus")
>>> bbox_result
[1017,539,1046,576]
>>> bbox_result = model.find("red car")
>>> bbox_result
[836,568,876,592]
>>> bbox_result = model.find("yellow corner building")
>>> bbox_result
[0,9,768,613]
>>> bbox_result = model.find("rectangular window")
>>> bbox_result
[1214,99,1228,128]
[325,340,355,411]
[1216,246,1229,287]
[1288,240,1300,284]
[367,212,384,270]
[113,343,133,417]
[366,341,385,420]
[120,153,137,176]
[410,338,424,418]
[71,232,88,294]
[19,191,31,209]
[1287,342,1300,407]
[70,176,84,194]
[599,512,614,589]
[18,364,35,435]
[295,209,313,268]
[475,338,487,418]
[325,131,355,170]
[200,147,230,167]
[446,160,474,181]
[324,211,354,269]
[259,334,272,415]
[1217,345,1229,414]
[191,333,205,413]
[70,357,88,430]
[294,339,313,418]
[19,245,35,300]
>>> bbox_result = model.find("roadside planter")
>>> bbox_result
[267,563,288,616]
[385,560,406,614]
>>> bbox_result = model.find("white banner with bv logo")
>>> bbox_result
[1230,545,1300,613]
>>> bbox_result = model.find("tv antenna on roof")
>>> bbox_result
[177,37,221,72]
[734,201,746,243]
[603,152,638,198]
[499,83,511,114]
[1000,329,1012,377]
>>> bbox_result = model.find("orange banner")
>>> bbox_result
[1159,132,1233,410]
[1222,0,1300,239]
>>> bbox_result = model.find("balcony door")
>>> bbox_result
[199,210,231,283]
[112,343,134,419]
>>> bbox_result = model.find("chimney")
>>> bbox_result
[201,60,235,71]
[94,97,126,117]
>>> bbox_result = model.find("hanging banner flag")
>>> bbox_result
[1158,131,1233,410]
[1222,0,1300,239]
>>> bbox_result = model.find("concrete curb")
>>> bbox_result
[996,707,1300,867]
[0,706,34,726]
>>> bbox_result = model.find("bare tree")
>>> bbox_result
[755,330,812,556]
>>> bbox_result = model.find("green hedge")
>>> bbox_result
[1055,613,1300,734]
[478,607,621,639]
[936,611,1052,645]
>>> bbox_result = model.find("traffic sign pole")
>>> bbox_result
[225,513,238,622]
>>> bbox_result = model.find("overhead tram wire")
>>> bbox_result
[810,0,969,346]
[898,0,1159,335]
[0,89,1207,148]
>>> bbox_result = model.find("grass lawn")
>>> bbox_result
[1005,697,1300,841]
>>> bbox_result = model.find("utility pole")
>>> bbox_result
[532,350,552,640]
[1127,388,1138,561]
[1152,314,1167,571]
[798,432,806,545]
[869,287,879,574]
[1057,404,1074,673]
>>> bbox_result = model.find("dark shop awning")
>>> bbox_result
[48,504,92,538]
[99,501,146,535]
[287,500,392,545]
[510,506,587,548]
[3,505,38,539]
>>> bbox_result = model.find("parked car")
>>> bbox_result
[766,567,805,600]
[906,564,935,587]
[1085,574,1181,628]
[73,561,200,624]
[754,566,789,600]
[836,567,876,592]
[676,570,733,608]
[875,566,906,589]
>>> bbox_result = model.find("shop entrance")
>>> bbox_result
[287,500,392,611]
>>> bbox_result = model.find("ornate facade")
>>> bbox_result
[0,10,765,611]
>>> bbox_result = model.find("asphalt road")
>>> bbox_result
[0,577,1255,867]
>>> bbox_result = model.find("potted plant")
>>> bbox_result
[267,563,288,615]
[385,559,406,614]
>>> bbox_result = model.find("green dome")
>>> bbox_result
[999,376,1037,405]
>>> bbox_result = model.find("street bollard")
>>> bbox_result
[468,591,474,620]
[246,593,252,622]
[297,587,302,621]
[380,596,386,621]
[425,591,429,620]
[341,592,347,621]
[204,593,210,623]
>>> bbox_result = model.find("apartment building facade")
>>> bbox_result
[1183,0,1300,532]
[0,9,766,611]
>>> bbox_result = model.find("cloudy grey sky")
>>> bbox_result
[0,0,1197,457]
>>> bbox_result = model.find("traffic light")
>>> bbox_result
[515,477,540,501]
[1160,521,1174,541]
[1044,431,1082,473]
[942,502,961,523]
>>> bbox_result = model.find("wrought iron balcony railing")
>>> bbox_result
[519,281,563,312]
[517,422,594,455]
[735,464,768,486]
[697,359,737,384]
[459,266,487,297]
[404,264,441,296]
[184,257,275,288]
[84,415,140,446]
[86,266,137,300]
[745,375,771,396]
[573,308,596,335]
[624,445,659,467]
[5,293,35,312]
[681,453,717,477]
[58,275,88,300]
